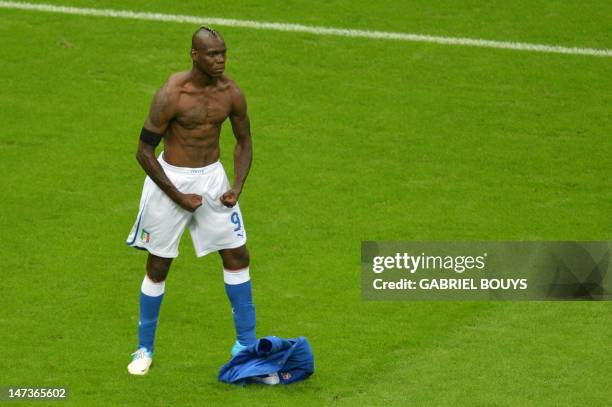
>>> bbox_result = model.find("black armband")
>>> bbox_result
[140,127,163,147]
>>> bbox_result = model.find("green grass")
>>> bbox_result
[1,1,611,406]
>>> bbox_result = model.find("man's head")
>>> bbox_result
[191,26,226,78]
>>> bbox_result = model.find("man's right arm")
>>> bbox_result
[136,82,202,212]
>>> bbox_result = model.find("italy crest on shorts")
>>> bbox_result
[140,229,151,243]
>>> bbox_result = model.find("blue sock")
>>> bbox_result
[224,267,256,346]
[138,275,165,353]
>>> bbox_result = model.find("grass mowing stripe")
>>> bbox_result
[1,1,611,57]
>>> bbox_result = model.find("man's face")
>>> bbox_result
[191,36,227,78]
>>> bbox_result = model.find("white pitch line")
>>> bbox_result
[1,1,611,57]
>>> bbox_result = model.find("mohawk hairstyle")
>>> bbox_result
[195,25,222,39]
[191,25,224,51]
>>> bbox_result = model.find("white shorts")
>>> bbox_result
[126,154,247,258]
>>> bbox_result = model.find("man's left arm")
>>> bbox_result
[221,86,253,208]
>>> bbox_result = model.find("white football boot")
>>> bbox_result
[230,341,279,385]
[127,348,153,375]
[252,373,280,385]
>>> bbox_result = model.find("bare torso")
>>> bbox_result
[137,64,251,212]
[162,71,236,167]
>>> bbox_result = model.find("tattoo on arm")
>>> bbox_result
[145,83,176,133]
[149,87,170,129]
[136,81,181,202]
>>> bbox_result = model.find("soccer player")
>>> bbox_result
[126,27,256,375]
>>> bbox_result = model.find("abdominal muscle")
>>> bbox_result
[162,122,222,168]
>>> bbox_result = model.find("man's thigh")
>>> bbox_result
[190,198,247,257]
[126,176,192,258]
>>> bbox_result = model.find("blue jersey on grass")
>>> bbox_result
[218,336,314,385]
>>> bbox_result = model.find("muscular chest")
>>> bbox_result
[176,92,231,128]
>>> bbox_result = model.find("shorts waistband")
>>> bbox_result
[158,152,221,175]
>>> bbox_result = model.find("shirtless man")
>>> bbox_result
[126,27,256,375]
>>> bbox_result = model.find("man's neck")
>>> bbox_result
[190,67,217,88]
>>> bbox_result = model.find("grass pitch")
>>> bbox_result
[1,1,611,406]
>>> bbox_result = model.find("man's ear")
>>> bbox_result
[190,48,197,60]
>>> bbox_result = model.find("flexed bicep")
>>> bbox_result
[229,86,251,142]
[227,84,252,195]
[135,79,185,208]
[139,82,179,150]
[144,83,178,134]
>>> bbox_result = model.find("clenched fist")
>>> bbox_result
[220,188,240,208]
[177,193,203,212]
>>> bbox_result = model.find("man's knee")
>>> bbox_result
[146,254,173,282]
[220,245,250,270]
